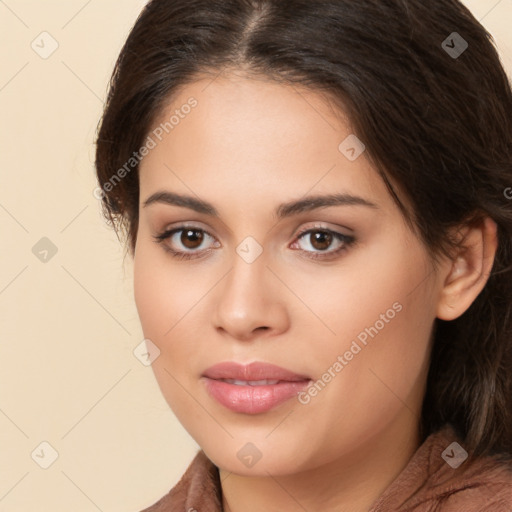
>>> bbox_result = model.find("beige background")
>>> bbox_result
[0,1,511,510]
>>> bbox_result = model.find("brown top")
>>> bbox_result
[140,424,512,511]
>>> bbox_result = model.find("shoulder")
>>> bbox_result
[370,424,512,512]
[426,453,512,512]
[139,450,223,512]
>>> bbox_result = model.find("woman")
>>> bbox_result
[95,0,512,510]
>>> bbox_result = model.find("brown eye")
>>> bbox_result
[153,225,219,260]
[309,231,333,251]
[292,227,356,260]
[180,229,204,249]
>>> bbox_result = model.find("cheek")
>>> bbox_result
[320,253,434,411]
[295,235,430,346]
[299,236,435,394]
[133,240,218,380]
[133,243,201,407]
[133,241,197,338]
[133,247,167,337]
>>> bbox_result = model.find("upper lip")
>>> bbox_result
[202,361,311,382]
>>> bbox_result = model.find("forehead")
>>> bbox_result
[138,72,396,213]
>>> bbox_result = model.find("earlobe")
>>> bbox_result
[436,217,498,321]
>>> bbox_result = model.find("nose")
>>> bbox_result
[212,249,290,342]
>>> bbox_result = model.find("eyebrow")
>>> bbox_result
[142,190,380,219]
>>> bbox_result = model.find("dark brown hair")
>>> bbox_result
[95,0,512,460]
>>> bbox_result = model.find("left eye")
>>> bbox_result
[292,228,355,257]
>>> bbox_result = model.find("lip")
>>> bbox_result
[202,361,311,381]
[201,361,312,414]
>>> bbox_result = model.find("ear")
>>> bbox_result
[436,216,498,321]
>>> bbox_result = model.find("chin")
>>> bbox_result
[198,434,314,477]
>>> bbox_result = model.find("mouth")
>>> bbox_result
[215,378,284,385]
[201,361,312,414]
[202,360,311,382]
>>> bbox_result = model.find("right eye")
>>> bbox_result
[153,225,220,260]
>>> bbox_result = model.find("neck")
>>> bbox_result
[220,413,421,512]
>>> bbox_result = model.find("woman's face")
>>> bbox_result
[133,71,445,476]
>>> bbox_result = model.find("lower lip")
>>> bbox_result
[202,377,311,414]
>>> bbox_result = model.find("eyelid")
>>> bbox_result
[294,221,353,235]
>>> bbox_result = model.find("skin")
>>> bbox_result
[133,70,498,512]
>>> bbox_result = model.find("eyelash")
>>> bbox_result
[152,224,356,261]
